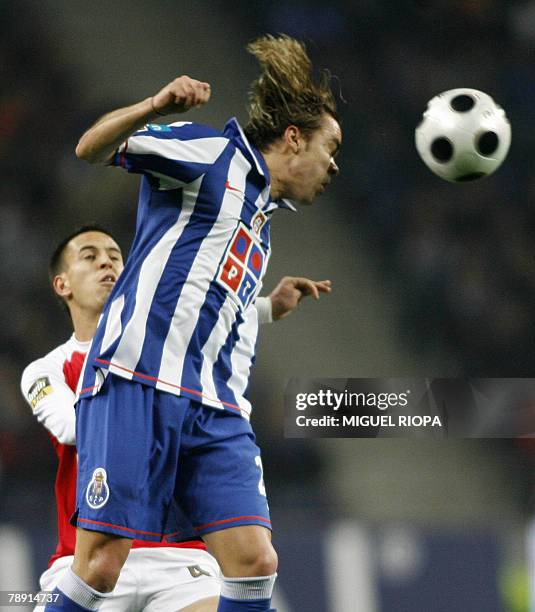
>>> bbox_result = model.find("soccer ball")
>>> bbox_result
[415,88,511,182]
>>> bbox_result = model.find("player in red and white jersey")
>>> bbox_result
[21,224,330,611]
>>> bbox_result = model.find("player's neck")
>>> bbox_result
[70,308,100,342]
[262,149,289,201]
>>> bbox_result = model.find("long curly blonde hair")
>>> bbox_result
[244,34,338,150]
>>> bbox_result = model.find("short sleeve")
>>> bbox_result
[112,121,229,188]
[21,362,76,445]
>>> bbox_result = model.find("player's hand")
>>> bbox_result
[151,75,211,116]
[269,277,332,321]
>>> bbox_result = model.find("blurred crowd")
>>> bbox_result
[3,0,535,538]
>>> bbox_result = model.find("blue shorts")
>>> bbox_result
[74,374,270,541]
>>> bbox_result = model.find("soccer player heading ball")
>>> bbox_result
[47,35,341,612]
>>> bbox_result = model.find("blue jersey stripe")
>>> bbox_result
[133,181,184,248]
[239,171,265,228]
[260,216,272,251]
[212,315,244,408]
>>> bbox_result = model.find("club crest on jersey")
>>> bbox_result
[251,210,267,236]
[86,468,110,509]
[217,222,266,309]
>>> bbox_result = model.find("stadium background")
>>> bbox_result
[2,1,535,610]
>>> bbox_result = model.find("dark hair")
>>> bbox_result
[49,223,116,282]
[244,34,338,150]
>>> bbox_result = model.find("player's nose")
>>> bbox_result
[98,252,114,268]
[329,157,339,175]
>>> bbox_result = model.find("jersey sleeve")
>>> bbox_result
[112,121,229,187]
[20,362,76,445]
[254,296,273,325]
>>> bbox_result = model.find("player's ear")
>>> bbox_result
[53,273,72,299]
[284,125,302,154]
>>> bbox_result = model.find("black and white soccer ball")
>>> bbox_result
[415,88,511,182]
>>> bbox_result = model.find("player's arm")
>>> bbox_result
[255,277,332,323]
[20,364,76,445]
[75,75,211,164]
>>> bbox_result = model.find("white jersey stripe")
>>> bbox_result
[119,135,228,167]
[225,148,252,216]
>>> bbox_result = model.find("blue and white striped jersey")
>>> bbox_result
[78,118,295,418]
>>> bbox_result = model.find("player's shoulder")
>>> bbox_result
[20,336,76,390]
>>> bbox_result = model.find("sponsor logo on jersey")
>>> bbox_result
[217,222,265,309]
[225,180,244,195]
[86,468,110,509]
[27,376,53,409]
[146,123,172,133]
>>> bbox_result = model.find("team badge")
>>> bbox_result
[251,210,267,236]
[217,222,266,309]
[86,468,110,509]
[27,377,53,410]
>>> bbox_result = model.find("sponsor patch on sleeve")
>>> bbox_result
[27,376,54,409]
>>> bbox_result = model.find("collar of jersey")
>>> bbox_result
[223,117,297,213]
[71,333,92,351]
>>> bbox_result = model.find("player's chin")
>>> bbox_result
[96,285,114,301]
[297,191,319,206]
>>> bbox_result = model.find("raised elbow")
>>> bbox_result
[75,141,84,159]
[76,141,96,163]
[75,138,110,164]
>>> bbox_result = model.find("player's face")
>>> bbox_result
[286,114,341,205]
[59,231,124,314]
